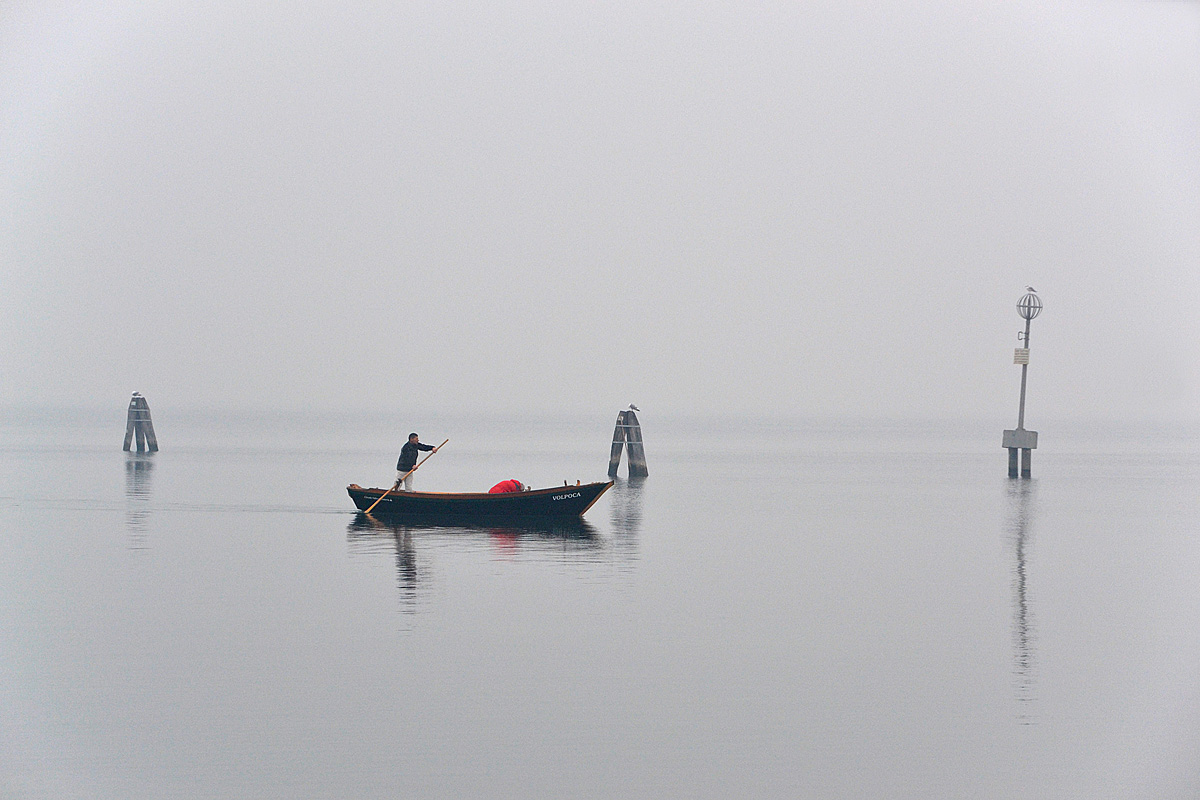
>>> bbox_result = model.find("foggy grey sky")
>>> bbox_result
[2,2,1198,421]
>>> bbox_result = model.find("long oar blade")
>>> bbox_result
[363,486,394,515]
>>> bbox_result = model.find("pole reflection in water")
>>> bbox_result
[1005,478,1038,724]
[608,477,645,568]
[346,515,603,612]
[124,453,155,549]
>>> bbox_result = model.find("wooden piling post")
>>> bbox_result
[607,411,627,478]
[607,407,648,478]
[624,409,648,477]
[122,392,159,452]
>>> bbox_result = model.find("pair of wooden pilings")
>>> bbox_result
[122,392,159,452]
[608,408,648,478]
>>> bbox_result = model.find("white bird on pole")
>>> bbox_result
[1026,286,1037,293]
[629,404,639,411]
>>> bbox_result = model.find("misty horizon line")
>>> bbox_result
[4,401,1198,430]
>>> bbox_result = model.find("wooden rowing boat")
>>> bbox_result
[347,480,613,520]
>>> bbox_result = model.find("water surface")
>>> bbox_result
[2,412,1198,798]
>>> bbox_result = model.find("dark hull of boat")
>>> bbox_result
[347,481,613,520]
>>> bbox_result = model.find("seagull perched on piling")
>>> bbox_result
[1026,286,1037,293]
[629,404,639,411]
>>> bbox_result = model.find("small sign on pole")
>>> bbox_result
[1014,348,1030,365]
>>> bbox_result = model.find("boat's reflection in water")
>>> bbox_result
[347,514,600,542]
[347,514,604,611]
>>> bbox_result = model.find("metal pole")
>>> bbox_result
[1017,316,1031,430]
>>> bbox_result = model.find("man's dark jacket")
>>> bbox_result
[397,440,434,471]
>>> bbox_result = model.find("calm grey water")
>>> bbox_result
[3,411,1199,799]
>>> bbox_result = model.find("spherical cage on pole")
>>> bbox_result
[1017,292,1042,321]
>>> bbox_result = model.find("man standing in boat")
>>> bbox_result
[396,433,439,491]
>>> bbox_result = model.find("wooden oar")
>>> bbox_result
[364,439,448,515]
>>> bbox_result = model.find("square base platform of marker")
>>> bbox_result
[1002,429,1038,449]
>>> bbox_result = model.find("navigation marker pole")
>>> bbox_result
[1003,291,1042,478]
